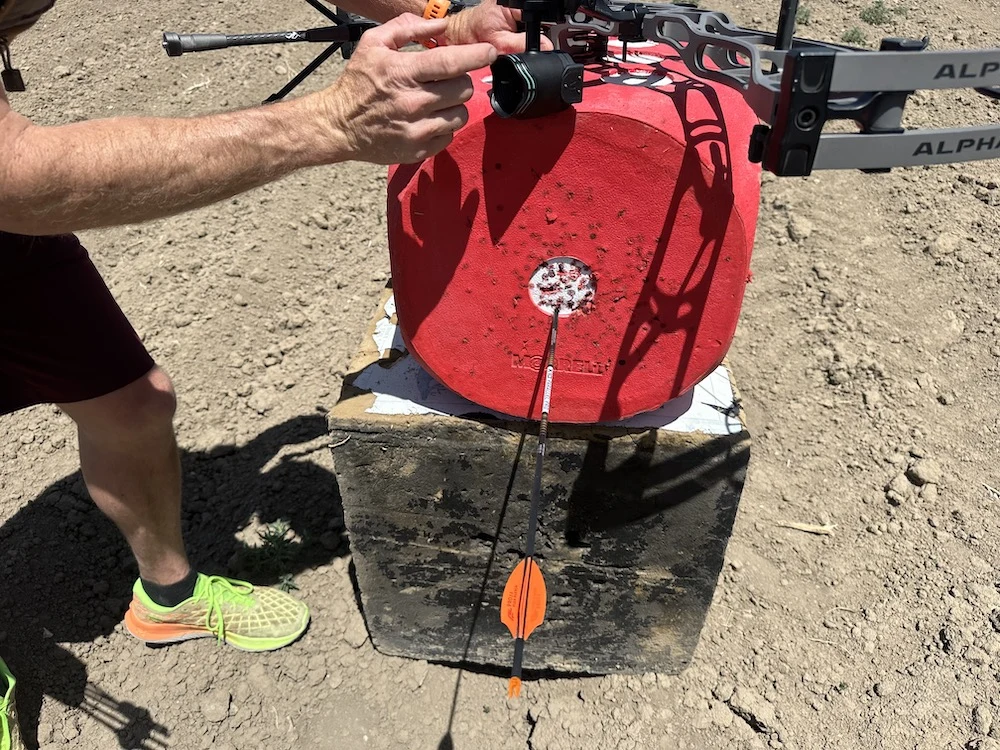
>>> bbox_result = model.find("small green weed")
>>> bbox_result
[842,27,867,45]
[860,1,891,24]
[860,1,908,25]
[239,519,300,579]
[796,5,813,25]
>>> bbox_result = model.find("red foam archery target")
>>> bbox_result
[387,43,762,423]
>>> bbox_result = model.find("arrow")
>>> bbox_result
[501,308,560,698]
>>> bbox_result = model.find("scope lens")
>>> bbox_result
[490,55,529,118]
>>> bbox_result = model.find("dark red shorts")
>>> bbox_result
[0,231,155,416]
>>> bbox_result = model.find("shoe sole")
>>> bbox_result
[1,658,22,750]
[123,608,310,653]
[2,699,23,750]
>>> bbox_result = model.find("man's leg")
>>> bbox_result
[0,228,309,652]
[57,365,191,588]
[57,364,310,651]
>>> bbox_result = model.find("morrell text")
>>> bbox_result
[512,353,612,376]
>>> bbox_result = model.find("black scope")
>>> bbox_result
[489,0,584,119]
[490,52,584,118]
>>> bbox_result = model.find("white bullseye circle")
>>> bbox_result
[528,257,596,317]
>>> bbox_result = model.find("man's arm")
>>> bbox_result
[0,15,495,236]
[0,89,343,236]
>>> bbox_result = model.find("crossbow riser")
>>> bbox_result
[160,0,1000,175]
[540,0,1000,175]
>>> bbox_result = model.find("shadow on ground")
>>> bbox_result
[0,413,347,749]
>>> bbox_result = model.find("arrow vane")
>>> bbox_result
[501,307,560,698]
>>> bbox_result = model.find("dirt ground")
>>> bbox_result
[2,0,999,748]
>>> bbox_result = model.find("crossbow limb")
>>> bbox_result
[162,0,1000,176]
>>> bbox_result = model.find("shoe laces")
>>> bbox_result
[0,683,11,739]
[201,575,255,643]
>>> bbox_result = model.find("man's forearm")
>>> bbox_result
[0,91,343,236]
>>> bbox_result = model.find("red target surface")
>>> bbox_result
[388,44,762,423]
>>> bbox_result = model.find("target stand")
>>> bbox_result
[329,44,757,676]
[328,286,750,675]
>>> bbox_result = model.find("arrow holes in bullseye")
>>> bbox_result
[528,257,596,317]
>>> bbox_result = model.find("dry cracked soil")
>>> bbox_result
[2,0,1000,748]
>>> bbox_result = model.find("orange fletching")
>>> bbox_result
[501,558,547,640]
[508,677,522,698]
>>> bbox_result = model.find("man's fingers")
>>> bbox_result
[398,133,455,164]
[411,43,498,82]
[423,76,476,111]
[364,13,450,51]
[425,104,471,135]
[491,31,555,53]
[425,132,455,154]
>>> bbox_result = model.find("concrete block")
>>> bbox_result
[329,288,750,675]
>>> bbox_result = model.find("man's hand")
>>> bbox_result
[0,12,498,235]
[442,0,554,53]
[321,14,497,164]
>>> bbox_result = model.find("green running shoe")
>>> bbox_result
[123,573,310,652]
[0,657,23,750]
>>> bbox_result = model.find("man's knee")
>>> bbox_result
[61,366,177,440]
[130,368,178,431]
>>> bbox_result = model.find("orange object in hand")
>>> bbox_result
[422,0,452,18]
[420,0,451,47]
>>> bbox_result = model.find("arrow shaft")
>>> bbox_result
[515,559,533,637]
[524,311,559,559]
[511,638,526,679]
[505,310,560,698]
